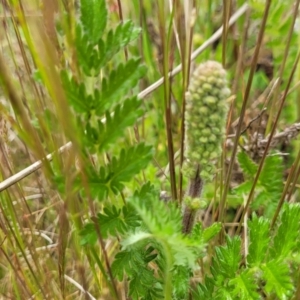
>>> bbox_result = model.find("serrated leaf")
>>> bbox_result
[112,249,139,280]
[262,260,293,298]
[97,97,143,152]
[61,70,93,113]
[89,143,152,200]
[213,236,241,279]
[95,206,126,238]
[79,204,141,245]
[111,247,162,299]
[215,287,234,300]
[247,213,270,266]
[237,152,257,178]
[191,222,221,244]
[259,155,283,194]
[172,265,191,300]
[75,25,100,76]
[79,223,98,245]
[129,194,182,236]
[128,194,204,267]
[233,181,252,196]
[98,20,141,68]
[203,223,222,242]
[80,0,107,45]
[271,203,300,259]
[95,59,146,114]
[229,269,260,300]
[194,280,214,299]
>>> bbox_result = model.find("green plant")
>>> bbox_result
[1,0,300,299]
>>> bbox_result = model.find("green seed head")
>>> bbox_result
[183,61,230,180]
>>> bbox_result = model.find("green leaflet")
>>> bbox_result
[271,203,300,259]
[237,152,257,178]
[97,20,141,68]
[75,20,141,76]
[88,144,153,201]
[61,70,93,114]
[229,270,260,300]
[234,153,284,217]
[247,214,270,266]
[262,260,293,298]
[95,59,147,115]
[80,0,107,46]
[80,205,140,245]
[111,245,163,299]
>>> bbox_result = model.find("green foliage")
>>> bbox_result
[195,204,300,299]
[234,153,284,217]
[97,21,141,68]
[229,270,260,300]
[61,70,93,114]
[80,0,107,46]
[112,245,163,299]
[80,205,140,245]
[126,194,205,267]
[90,96,144,152]
[237,152,257,178]
[95,59,146,115]
[271,203,300,259]
[88,144,153,200]
[75,19,141,76]
[3,0,300,299]
[96,182,219,299]
[262,260,293,298]
[172,265,191,300]
[211,236,241,280]
[247,214,270,266]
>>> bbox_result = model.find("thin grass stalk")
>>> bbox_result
[157,0,177,201]
[237,51,300,235]
[218,0,271,227]
[220,8,250,223]
[1,211,48,297]
[221,0,231,67]
[266,0,300,134]
[91,217,120,300]
[271,147,300,228]
[138,4,249,97]
[287,163,300,202]
[0,246,33,298]
[178,0,195,205]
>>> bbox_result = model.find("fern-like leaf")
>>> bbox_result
[258,155,283,199]
[127,195,204,267]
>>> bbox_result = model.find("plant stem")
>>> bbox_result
[182,167,203,234]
